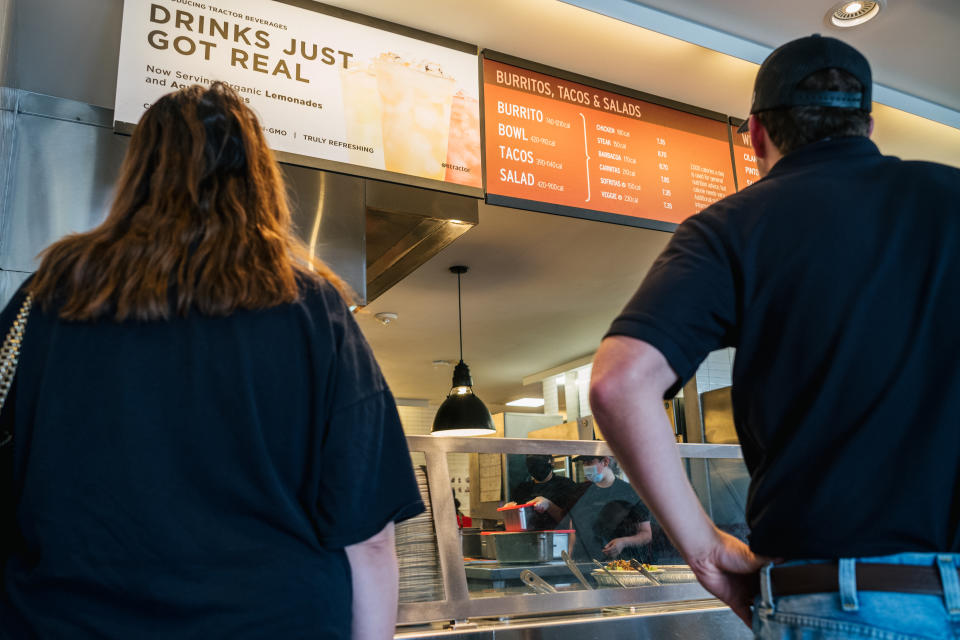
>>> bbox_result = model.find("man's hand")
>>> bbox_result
[686,529,771,626]
[530,496,554,513]
[601,537,628,557]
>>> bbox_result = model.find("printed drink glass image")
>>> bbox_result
[339,61,385,169]
[444,92,482,188]
[374,53,457,181]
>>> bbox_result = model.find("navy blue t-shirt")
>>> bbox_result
[0,278,423,638]
[608,137,960,559]
[566,479,650,562]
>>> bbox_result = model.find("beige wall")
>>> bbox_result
[872,103,960,167]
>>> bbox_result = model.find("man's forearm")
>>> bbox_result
[619,530,652,547]
[344,522,398,640]
[591,338,768,627]
[590,338,719,561]
[545,501,565,523]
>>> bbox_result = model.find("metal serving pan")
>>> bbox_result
[480,531,573,563]
[496,502,538,532]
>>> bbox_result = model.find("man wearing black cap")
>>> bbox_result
[503,454,578,529]
[590,35,960,636]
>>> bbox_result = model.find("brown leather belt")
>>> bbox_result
[769,563,956,597]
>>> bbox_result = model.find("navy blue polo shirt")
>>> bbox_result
[0,279,423,638]
[608,137,960,559]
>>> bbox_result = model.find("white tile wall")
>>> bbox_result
[696,348,736,392]
[397,404,472,517]
[543,377,559,416]
[541,365,594,420]
[398,404,436,469]
[397,405,436,437]
[576,364,592,417]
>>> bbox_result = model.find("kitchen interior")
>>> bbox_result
[1,0,959,637]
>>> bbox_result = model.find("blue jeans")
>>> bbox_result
[753,553,960,639]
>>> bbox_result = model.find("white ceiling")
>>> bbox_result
[333,0,960,411]
[585,0,960,117]
[356,204,670,413]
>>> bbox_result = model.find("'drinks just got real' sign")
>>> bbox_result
[115,0,482,190]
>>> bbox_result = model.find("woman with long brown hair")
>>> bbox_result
[0,82,422,639]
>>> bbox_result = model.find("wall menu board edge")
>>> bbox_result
[113,119,484,199]
[482,50,741,228]
[481,50,729,124]
[729,117,761,192]
[486,194,678,233]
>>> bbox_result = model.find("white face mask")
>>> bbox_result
[583,464,604,483]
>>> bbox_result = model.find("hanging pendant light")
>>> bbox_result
[431,265,495,437]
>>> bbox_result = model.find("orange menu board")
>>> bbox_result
[730,123,761,190]
[483,59,736,228]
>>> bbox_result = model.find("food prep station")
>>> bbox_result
[395,435,752,639]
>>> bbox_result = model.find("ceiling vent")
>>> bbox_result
[828,1,881,28]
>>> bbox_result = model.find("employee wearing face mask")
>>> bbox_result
[566,455,652,562]
[503,455,578,530]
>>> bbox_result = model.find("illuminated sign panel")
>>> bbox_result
[731,124,761,190]
[115,0,482,193]
[483,58,736,229]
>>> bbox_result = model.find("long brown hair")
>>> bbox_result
[28,82,349,321]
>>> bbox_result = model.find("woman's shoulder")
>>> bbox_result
[292,276,370,354]
[0,275,36,330]
[294,275,352,320]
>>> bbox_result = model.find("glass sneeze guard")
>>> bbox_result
[397,435,745,625]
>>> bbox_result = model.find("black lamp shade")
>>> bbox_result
[432,268,494,437]
[432,361,495,437]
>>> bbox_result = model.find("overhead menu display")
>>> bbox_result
[730,124,761,190]
[483,58,736,228]
[115,0,482,192]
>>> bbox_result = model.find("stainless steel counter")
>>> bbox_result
[396,599,752,639]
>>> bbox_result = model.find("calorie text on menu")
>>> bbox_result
[484,59,736,225]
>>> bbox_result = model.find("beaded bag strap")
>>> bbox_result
[0,294,33,445]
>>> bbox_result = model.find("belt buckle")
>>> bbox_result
[759,562,776,611]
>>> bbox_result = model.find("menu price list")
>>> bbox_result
[483,59,736,225]
[730,125,761,191]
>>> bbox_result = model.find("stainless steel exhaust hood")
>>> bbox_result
[284,164,477,304]
[364,180,477,302]
[0,89,478,308]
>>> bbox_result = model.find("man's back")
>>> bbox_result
[610,136,960,558]
[730,137,959,558]
[593,35,960,634]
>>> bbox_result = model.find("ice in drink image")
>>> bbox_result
[374,53,456,181]
[339,61,385,169]
[444,92,482,187]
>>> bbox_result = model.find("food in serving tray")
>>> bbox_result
[604,560,662,572]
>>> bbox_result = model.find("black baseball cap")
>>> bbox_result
[737,34,872,133]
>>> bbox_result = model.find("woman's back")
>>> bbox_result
[0,83,422,637]
[0,280,420,638]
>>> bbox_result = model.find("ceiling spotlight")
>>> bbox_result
[828,0,880,28]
